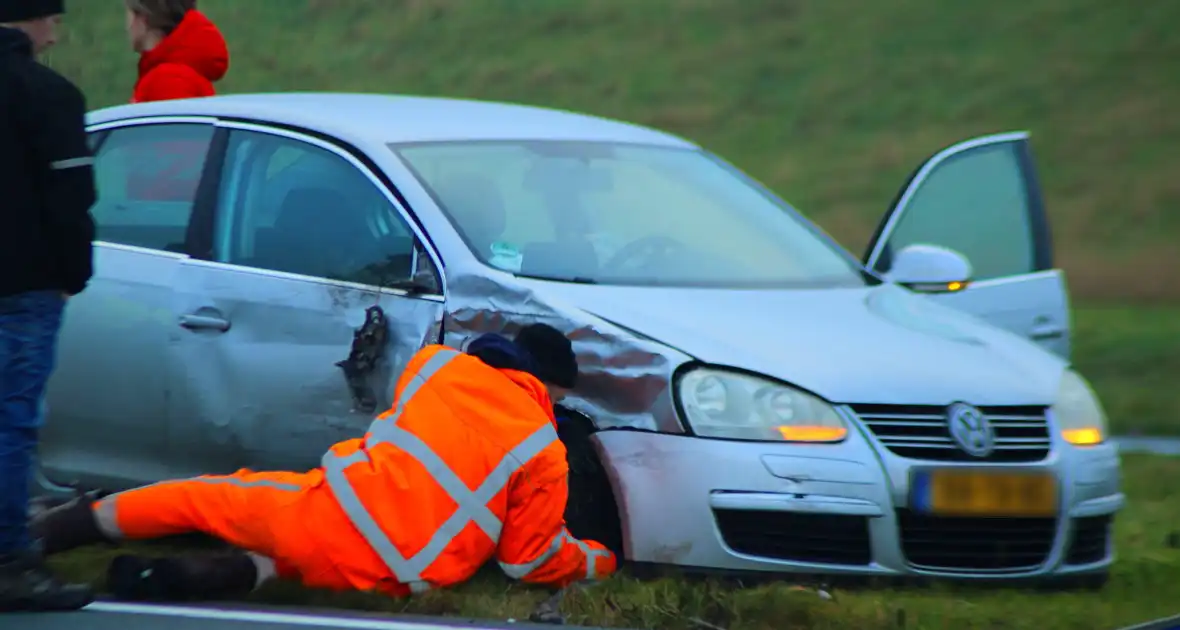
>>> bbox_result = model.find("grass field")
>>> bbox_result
[46,0,1180,302]
[48,453,1180,630]
[28,0,1180,627]
[1074,306,1180,436]
[41,0,1180,435]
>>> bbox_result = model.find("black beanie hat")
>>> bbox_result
[0,0,64,23]
[514,323,578,389]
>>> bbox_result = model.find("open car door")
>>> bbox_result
[863,131,1071,359]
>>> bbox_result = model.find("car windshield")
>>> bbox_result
[391,140,871,288]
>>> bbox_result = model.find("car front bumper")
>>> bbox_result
[593,420,1122,581]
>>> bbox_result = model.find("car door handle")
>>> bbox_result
[1030,322,1065,340]
[179,313,231,332]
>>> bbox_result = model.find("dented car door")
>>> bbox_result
[165,122,446,476]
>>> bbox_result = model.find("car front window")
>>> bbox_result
[392,140,870,288]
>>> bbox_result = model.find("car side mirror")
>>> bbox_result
[885,244,973,293]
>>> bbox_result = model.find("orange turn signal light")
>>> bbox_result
[1062,428,1103,446]
[778,426,848,443]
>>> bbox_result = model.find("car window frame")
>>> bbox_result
[206,120,446,299]
[85,116,223,257]
[863,131,1054,279]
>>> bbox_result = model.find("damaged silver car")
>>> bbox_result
[38,93,1120,586]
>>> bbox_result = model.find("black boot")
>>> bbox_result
[107,551,258,602]
[0,544,94,612]
[28,493,109,556]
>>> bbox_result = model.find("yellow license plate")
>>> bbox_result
[916,469,1058,517]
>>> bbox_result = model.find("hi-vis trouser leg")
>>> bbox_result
[322,348,586,594]
[92,469,313,567]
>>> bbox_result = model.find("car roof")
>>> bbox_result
[86,92,698,149]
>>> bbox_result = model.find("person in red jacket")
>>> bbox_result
[122,1,227,199]
[124,0,228,103]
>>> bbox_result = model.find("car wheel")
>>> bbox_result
[557,409,625,557]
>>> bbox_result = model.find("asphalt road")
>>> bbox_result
[1117,614,1180,630]
[1112,436,1180,456]
[10,601,624,630]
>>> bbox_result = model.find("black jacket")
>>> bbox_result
[0,27,96,298]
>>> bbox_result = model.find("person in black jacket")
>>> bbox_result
[0,0,96,613]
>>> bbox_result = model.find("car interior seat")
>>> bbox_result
[254,187,377,280]
[430,171,508,259]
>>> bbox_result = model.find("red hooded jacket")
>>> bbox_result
[131,9,229,103]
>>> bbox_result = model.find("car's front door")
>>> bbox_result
[166,121,446,476]
[863,131,1071,359]
[43,117,218,490]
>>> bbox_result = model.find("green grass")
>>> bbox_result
[45,0,1180,301]
[49,454,1180,630]
[38,0,1180,431]
[1075,306,1180,436]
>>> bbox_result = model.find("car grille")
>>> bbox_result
[895,509,1056,571]
[850,404,1051,462]
[714,509,872,566]
[1065,515,1112,565]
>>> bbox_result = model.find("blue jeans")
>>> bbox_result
[0,290,65,555]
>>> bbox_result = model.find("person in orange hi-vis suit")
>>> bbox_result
[29,323,618,601]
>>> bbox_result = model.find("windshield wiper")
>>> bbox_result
[514,272,599,285]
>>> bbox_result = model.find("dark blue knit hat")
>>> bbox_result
[0,0,65,22]
[514,324,577,389]
[466,324,578,389]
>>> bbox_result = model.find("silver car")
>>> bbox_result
[37,93,1121,586]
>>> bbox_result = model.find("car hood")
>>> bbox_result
[518,280,1067,406]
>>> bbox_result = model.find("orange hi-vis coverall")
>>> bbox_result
[88,344,618,596]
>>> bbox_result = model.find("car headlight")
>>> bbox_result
[678,368,848,442]
[1053,369,1107,446]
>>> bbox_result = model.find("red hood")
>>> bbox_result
[139,9,228,82]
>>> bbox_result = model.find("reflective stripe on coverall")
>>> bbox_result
[91,344,616,596]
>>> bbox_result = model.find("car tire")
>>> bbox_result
[557,410,625,558]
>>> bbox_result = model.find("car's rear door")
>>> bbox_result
[166,120,446,476]
[863,131,1071,359]
[42,116,219,490]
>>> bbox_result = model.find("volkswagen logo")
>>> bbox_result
[946,402,995,458]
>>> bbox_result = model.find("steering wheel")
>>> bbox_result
[602,235,685,274]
